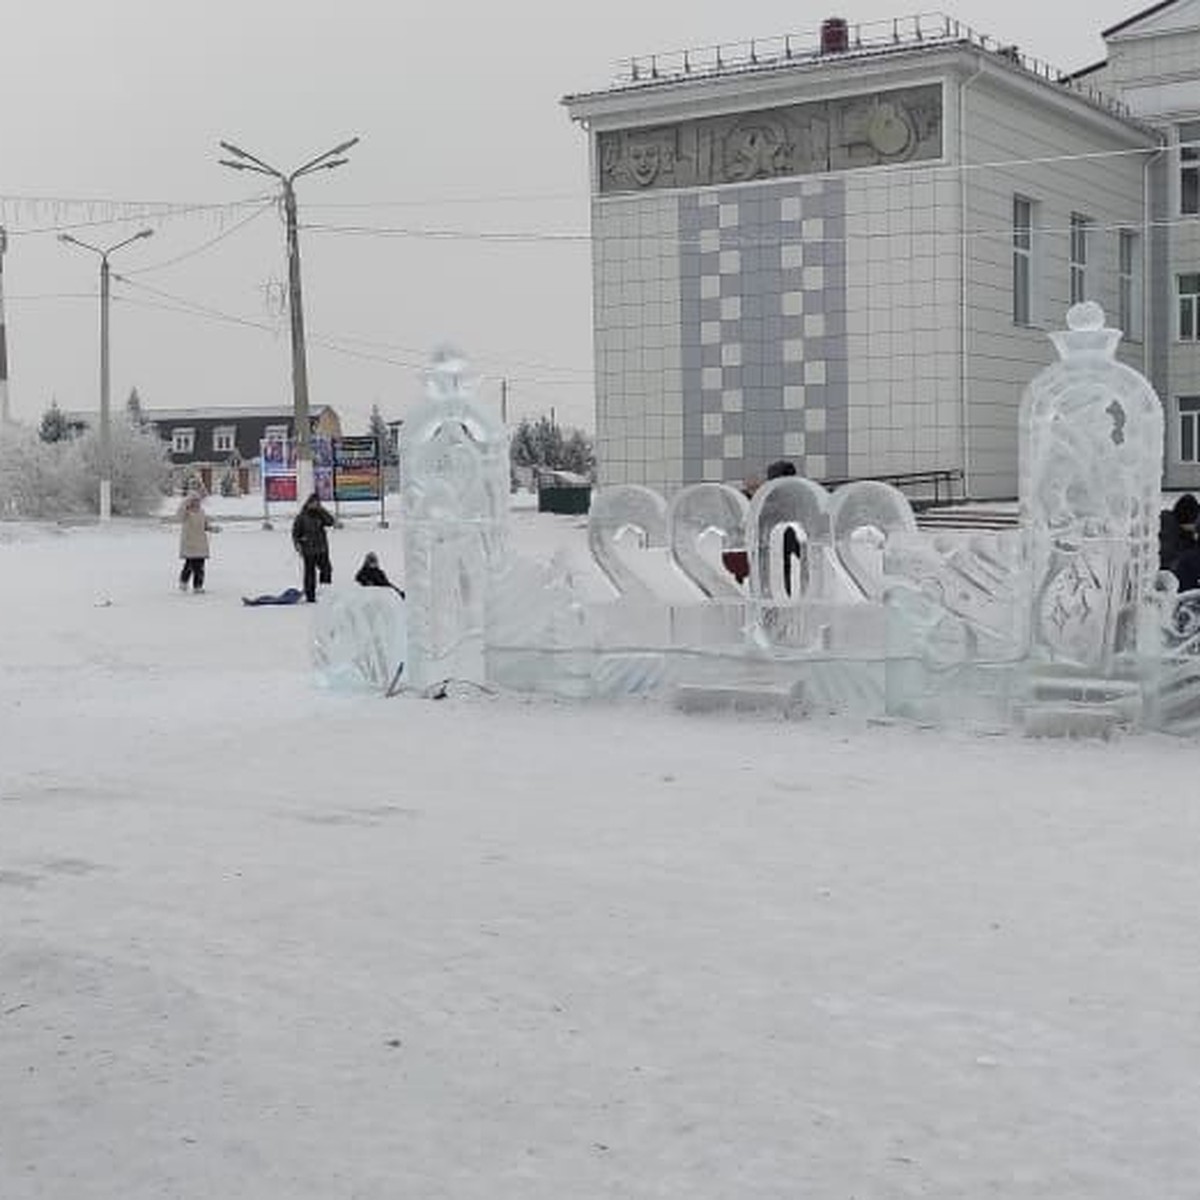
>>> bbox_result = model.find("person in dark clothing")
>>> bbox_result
[765,459,803,598]
[355,552,405,598]
[1175,549,1200,593]
[1161,494,1199,567]
[291,492,336,602]
[1160,493,1200,590]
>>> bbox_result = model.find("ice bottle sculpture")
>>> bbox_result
[400,348,509,692]
[1018,302,1163,732]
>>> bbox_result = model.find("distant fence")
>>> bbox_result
[818,468,965,510]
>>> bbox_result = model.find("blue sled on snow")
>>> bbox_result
[242,588,304,607]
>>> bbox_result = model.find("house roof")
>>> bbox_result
[64,405,338,424]
[1103,0,1179,38]
[1063,58,1109,82]
[143,406,336,423]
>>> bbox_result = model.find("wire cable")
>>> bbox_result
[0,195,274,237]
[124,202,276,274]
[112,277,597,389]
[299,212,1200,251]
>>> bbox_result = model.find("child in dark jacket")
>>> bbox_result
[355,552,405,598]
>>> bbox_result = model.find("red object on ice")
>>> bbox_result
[722,549,750,584]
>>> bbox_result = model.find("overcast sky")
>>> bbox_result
[0,0,1147,433]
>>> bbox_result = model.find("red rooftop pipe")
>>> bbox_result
[820,17,849,53]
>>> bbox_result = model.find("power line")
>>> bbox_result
[302,222,590,244]
[4,291,98,301]
[303,192,584,210]
[125,202,276,274]
[0,138,1190,234]
[309,328,594,378]
[0,195,273,238]
[300,211,1200,251]
[113,276,596,389]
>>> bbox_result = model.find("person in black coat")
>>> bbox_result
[355,552,405,598]
[1162,493,1200,593]
[291,492,336,602]
[766,459,803,598]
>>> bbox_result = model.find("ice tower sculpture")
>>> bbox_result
[400,348,509,691]
[1018,301,1163,731]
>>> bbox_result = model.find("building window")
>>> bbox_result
[1180,122,1200,216]
[171,427,195,454]
[1069,213,1090,305]
[1180,273,1200,342]
[213,426,236,454]
[1118,229,1142,341]
[1013,196,1034,325]
[1179,397,1200,463]
[264,424,289,444]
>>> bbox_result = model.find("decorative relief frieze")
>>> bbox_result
[597,84,942,194]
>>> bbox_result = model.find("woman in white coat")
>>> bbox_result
[178,494,217,592]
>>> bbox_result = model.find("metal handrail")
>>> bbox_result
[614,11,1131,120]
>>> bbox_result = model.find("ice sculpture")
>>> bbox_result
[313,588,407,692]
[344,311,1192,736]
[1021,301,1163,668]
[588,485,670,601]
[668,483,749,600]
[400,348,509,692]
[1017,302,1164,733]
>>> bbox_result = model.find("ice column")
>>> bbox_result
[400,348,509,691]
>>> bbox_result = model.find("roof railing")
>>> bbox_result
[615,11,1132,119]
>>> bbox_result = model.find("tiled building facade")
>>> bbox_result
[565,5,1200,500]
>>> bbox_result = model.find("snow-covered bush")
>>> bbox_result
[0,419,170,518]
[0,424,84,518]
[72,421,171,516]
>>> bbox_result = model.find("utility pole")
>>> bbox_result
[0,226,9,426]
[500,377,508,425]
[59,228,155,520]
[281,179,310,490]
[218,137,359,502]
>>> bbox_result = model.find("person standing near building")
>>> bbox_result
[292,492,336,603]
[177,493,217,593]
[765,459,803,598]
[1161,493,1200,592]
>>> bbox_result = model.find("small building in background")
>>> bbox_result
[150,405,343,494]
[65,404,343,494]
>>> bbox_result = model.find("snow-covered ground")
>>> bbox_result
[1,505,1198,1199]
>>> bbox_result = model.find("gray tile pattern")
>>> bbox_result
[678,180,848,486]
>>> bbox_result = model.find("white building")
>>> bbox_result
[563,6,1200,500]
[1073,1,1200,485]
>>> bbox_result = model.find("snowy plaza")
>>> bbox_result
[2,0,1200,1191]
[2,500,1199,1199]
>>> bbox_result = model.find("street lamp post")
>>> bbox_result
[218,137,359,501]
[59,229,155,521]
[0,225,10,427]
